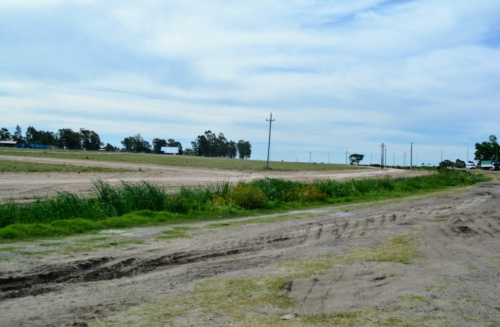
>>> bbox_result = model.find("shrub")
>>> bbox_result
[228,183,269,209]
[285,185,327,202]
[251,178,300,202]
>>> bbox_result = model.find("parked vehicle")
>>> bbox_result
[465,162,476,169]
[479,160,500,171]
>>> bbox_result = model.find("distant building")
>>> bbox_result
[160,146,179,155]
[0,140,17,147]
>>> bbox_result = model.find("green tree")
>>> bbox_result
[152,138,167,153]
[121,134,150,153]
[455,159,465,168]
[80,128,102,150]
[0,127,11,140]
[227,141,237,159]
[13,125,23,143]
[58,128,81,150]
[349,153,364,165]
[216,133,228,157]
[25,126,38,143]
[237,140,252,159]
[474,135,499,161]
[104,143,117,152]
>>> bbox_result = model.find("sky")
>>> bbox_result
[1,0,499,166]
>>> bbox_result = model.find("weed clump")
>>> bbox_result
[228,183,269,209]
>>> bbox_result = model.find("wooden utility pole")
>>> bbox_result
[266,113,275,169]
[380,143,385,169]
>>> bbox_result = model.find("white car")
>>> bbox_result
[465,162,476,169]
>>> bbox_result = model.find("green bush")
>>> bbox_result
[251,178,299,202]
[285,185,327,202]
[228,183,269,209]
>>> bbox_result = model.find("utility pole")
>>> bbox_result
[380,143,385,169]
[410,143,413,170]
[266,113,275,169]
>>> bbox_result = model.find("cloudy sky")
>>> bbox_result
[1,0,499,165]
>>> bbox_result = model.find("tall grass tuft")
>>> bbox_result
[165,185,214,214]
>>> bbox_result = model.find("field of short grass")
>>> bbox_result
[0,148,362,171]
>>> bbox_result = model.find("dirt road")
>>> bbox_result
[0,155,423,203]
[0,158,499,326]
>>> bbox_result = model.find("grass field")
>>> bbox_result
[0,159,134,173]
[0,148,363,171]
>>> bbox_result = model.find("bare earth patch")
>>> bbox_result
[0,155,424,203]
[0,157,498,326]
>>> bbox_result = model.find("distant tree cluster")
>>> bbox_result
[2,125,252,159]
[439,159,466,168]
[119,130,251,159]
[0,125,103,150]
[190,130,251,159]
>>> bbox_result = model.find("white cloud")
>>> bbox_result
[1,0,499,164]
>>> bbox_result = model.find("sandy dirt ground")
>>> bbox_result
[0,157,499,326]
[0,155,424,203]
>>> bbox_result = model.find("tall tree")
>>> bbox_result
[121,134,149,153]
[227,141,237,159]
[79,128,102,150]
[0,127,11,141]
[104,143,117,152]
[216,133,228,157]
[25,126,38,143]
[349,153,364,165]
[474,135,499,161]
[237,140,252,159]
[58,128,81,150]
[13,125,23,142]
[152,138,167,153]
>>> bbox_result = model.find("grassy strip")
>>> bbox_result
[283,234,422,278]
[0,169,488,241]
[0,148,360,171]
[0,159,134,173]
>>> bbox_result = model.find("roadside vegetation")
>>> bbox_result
[0,168,488,242]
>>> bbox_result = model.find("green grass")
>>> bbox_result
[0,159,134,173]
[0,169,488,242]
[155,226,195,241]
[0,148,360,171]
[59,239,146,254]
[283,234,422,278]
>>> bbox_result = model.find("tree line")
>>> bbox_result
[0,125,252,159]
[0,125,103,151]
